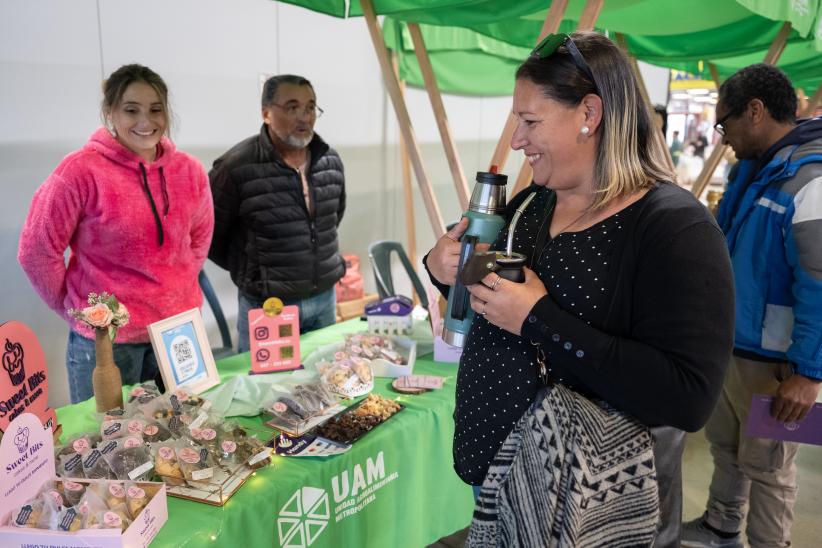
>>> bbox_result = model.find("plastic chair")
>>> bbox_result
[367,240,429,310]
[198,270,235,360]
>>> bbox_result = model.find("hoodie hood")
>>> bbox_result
[85,126,176,171]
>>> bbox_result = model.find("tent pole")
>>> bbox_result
[692,22,792,199]
[801,82,822,118]
[408,22,470,211]
[361,0,445,238]
[488,0,570,173]
[708,62,722,88]
[615,33,676,174]
[391,52,418,274]
[577,0,605,31]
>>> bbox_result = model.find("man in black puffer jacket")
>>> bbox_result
[209,75,345,352]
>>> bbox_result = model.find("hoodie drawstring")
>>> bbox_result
[139,163,165,246]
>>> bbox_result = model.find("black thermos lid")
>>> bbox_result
[475,171,508,186]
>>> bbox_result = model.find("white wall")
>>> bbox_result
[0,0,670,408]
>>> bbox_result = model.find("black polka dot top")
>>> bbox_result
[453,187,646,486]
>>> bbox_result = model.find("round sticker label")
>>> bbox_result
[132,387,146,397]
[123,437,141,449]
[158,447,175,460]
[127,486,145,499]
[179,447,199,464]
[72,438,89,453]
[144,425,159,436]
[221,440,237,454]
[272,402,287,413]
[48,490,63,506]
[103,512,122,527]
[109,484,125,498]
[198,428,216,441]
[64,481,83,492]
[127,420,145,434]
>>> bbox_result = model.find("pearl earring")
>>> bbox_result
[581,126,590,135]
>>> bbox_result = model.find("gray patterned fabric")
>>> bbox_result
[467,384,659,548]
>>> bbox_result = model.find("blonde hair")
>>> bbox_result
[516,32,674,209]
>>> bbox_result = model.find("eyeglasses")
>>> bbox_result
[270,103,324,119]
[531,33,600,95]
[713,109,739,137]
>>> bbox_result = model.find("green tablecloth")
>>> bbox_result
[56,320,474,548]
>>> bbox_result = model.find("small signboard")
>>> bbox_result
[0,321,57,435]
[249,305,301,374]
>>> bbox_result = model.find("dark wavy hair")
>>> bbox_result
[101,64,172,134]
[515,32,673,209]
[719,64,796,123]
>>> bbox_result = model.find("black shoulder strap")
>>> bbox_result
[529,190,557,268]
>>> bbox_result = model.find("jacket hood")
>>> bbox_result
[759,116,822,167]
[85,126,177,170]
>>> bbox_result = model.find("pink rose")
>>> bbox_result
[83,303,113,328]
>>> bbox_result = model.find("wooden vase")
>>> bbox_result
[92,329,123,412]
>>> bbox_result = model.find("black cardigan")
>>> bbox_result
[427,182,735,432]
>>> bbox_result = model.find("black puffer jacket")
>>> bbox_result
[208,126,345,300]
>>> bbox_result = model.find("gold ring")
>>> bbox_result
[491,276,503,291]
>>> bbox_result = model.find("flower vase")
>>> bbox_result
[92,329,123,412]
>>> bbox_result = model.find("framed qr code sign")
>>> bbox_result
[148,308,220,394]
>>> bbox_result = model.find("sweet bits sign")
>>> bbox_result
[0,321,57,435]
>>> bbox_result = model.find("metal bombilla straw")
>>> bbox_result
[506,192,538,257]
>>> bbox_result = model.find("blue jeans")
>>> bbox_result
[237,288,337,353]
[66,331,159,404]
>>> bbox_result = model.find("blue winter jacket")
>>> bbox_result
[716,117,822,380]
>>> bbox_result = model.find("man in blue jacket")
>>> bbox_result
[682,65,822,548]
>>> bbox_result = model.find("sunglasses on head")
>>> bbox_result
[531,33,601,95]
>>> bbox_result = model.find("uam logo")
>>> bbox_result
[14,426,29,454]
[277,487,330,548]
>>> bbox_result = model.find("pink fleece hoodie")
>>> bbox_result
[18,127,214,343]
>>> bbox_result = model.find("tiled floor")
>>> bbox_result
[429,430,822,547]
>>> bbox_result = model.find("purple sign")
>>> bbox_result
[365,295,413,317]
[745,394,822,446]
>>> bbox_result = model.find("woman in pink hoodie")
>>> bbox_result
[18,64,214,403]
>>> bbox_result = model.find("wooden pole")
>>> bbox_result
[708,62,722,88]
[577,0,605,31]
[800,82,822,118]
[408,23,470,211]
[488,0,570,172]
[391,53,419,305]
[361,0,445,238]
[692,22,792,199]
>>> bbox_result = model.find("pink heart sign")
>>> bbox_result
[0,321,57,435]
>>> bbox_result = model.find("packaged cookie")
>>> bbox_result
[153,443,186,486]
[90,481,127,509]
[57,452,85,479]
[9,494,58,529]
[100,418,129,440]
[73,483,107,525]
[237,436,271,470]
[127,381,162,405]
[124,482,150,518]
[61,479,87,507]
[81,447,117,479]
[321,361,373,398]
[101,437,154,481]
[176,445,214,482]
[88,508,131,531]
[56,506,83,532]
[189,426,219,453]
[141,420,172,444]
[41,481,70,508]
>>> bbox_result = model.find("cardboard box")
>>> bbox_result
[0,413,168,547]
